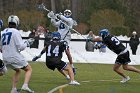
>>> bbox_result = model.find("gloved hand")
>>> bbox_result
[32,54,41,61]
[55,13,60,19]
[47,11,56,19]
[25,38,35,47]
[71,64,76,75]
[87,37,93,42]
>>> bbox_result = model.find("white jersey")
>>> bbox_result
[51,15,74,44]
[1,28,27,63]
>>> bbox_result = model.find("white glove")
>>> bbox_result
[25,38,35,47]
[73,20,77,26]
[55,14,60,19]
[47,11,56,19]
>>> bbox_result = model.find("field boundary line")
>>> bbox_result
[47,78,140,93]
[48,84,68,93]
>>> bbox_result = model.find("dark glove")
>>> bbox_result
[32,54,41,61]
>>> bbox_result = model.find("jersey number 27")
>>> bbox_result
[2,32,12,45]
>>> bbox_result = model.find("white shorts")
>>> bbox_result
[3,56,28,69]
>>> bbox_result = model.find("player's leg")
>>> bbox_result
[11,68,21,93]
[63,64,74,81]
[122,64,140,73]
[21,64,34,93]
[58,70,70,80]
[122,50,140,73]
[114,51,132,83]
[65,48,73,64]
[63,64,80,85]
[57,61,80,85]
[113,63,130,83]
[113,63,127,78]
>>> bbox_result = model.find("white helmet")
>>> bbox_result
[8,15,19,26]
[132,31,137,35]
[64,9,72,17]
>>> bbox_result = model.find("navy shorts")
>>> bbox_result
[115,51,131,64]
[46,60,67,71]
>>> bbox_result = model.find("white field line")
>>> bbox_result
[48,84,68,93]
[47,78,140,93]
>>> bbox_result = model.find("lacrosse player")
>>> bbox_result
[0,19,3,29]
[0,59,7,76]
[0,15,34,93]
[32,32,80,85]
[48,9,76,79]
[91,29,140,83]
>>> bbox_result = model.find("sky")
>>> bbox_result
[0,31,140,65]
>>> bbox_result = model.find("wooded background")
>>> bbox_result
[0,0,140,36]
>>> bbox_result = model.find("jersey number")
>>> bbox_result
[59,23,65,29]
[47,45,59,57]
[2,32,12,45]
[111,37,120,45]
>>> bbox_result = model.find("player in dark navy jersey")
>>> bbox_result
[32,32,80,85]
[93,29,140,83]
[0,59,7,76]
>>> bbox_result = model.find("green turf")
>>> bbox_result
[0,62,140,93]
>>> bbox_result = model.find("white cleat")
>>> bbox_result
[11,89,19,93]
[69,80,80,85]
[21,86,34,93]
[120,76,130,83]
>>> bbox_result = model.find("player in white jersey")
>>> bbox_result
[0,15,34,93]
[48,9,76,79]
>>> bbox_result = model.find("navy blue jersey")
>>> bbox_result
[0,59,4,69]
[102,35,126,54]
[45,40,68,64]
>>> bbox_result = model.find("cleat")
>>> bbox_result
[69,80,80,85]
[21,86,34,93]
[11,89,19,93]
[120,76,130,83]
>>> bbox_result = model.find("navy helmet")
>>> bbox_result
[99,29,109,38]
[52,32,61,40]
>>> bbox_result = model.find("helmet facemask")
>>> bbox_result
[64,9,72,18]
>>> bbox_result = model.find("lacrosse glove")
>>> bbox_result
[25,38,34,47]
[47,11,56,19]
[32,54,41,61]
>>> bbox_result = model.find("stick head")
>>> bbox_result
[37,3,50,12]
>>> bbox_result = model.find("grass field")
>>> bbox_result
[0,62,140,93]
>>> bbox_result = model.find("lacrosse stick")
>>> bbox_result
[37,3,87,40]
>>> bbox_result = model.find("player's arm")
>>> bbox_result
[88,36,102,42]
[15,31,34,51]
[51,18,60,27]
[32,46,46,61]
[59,15,73,27]
[14,31,28,51]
